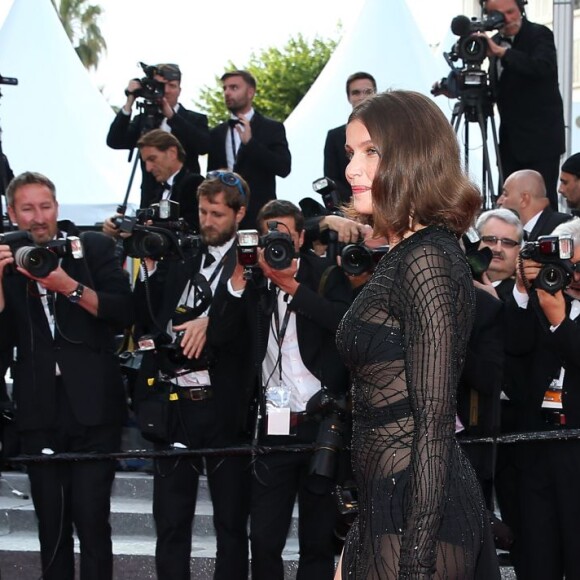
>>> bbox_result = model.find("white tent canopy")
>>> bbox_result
[0,0,135,226]
[277,0,451,204]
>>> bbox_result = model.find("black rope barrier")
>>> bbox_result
[5,444,315,465]
[5,428,580,465]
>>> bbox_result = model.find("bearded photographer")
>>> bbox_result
[209,199,352,580]
[131,171,252,580]
[0,172,134,580]
[502,217,580,579]
[107,63,210,210]
[478,0,565,209]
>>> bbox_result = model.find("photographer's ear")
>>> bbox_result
[235,205,246,225]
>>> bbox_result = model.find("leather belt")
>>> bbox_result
[290,411,310,428]
[175,386,213,402]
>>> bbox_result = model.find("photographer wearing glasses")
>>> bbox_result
[209,199,352,580]
[131,171,252,580]
[501,217,580,578]
[475,208,524,301]
[107,63,210,211]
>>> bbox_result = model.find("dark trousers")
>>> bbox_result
[517,440,580,580]
[499,140,561,210]
[250,424,338,580]
[153,398,251,580]
[19,401,121,580]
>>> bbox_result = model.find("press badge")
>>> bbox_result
[265,384,291,435]
[266,407,291,435]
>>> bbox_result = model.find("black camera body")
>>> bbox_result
[432,11,504,102]
[0,230,83,277]
[449,11,505,65]
[341,242,389,276]
[520,235,575,294]
[125,62,165,103]
[236,222,296,272]
[114,201,202,261]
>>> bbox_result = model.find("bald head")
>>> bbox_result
[497,170,548,224]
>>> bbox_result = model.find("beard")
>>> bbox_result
[201,222,236,247]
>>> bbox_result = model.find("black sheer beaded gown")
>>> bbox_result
[337,225,500,580]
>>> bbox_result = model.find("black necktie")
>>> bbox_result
[161,181,172,199]
[228,119,239,160]
[523,230,530,242]
[203,251,216,268]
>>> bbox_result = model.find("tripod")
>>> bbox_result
[117,100,163,215]
[451,83,503,210]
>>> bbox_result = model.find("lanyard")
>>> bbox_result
[272,289,291,385]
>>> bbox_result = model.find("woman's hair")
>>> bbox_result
[348,90,481,238]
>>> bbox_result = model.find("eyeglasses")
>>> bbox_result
[206,171,246,199]
[350,88,375,97]
[480,235,520,248]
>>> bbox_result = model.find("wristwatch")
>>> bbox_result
[66,283,85,304]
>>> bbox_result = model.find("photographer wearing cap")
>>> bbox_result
[478,0,565,209]
[211,199,352,580]
[502,217,580,578]
[107,63,210,210]
[0,171,134,580]
[131,171,252,580]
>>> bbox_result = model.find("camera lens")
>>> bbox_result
[13,246,59,278]
[341,244,372,276]
[124,231,171,259]
[537,265,569,294]
[264,239,294,270]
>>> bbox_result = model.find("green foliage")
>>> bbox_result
[51,0,106,71]
[195,31,340,125]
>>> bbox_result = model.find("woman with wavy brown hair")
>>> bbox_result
[335,90,500,579]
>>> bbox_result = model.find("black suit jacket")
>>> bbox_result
[107,104,210,209]
[491,18,565,165]
[0,228,134,431]
[457,288,504,438]
[503,294,580,430]
[208,255,352,421]
[527,207,571,241]
[133,242,251,436]
[143,167,203,231]
[207,111,291,229]
[323,124,351,202]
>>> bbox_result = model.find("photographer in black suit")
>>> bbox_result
[323,72,377,202]
[107,63,210,210]
[481,0,565,209]
[0,172,133,580]
[103,130,203,236]
[132,171,252,580]
[207,70,291,229]
[503,217,580,578]
[497,169,570,240]
[210,200,352,580]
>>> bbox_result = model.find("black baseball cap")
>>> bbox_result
[156,63,181,82]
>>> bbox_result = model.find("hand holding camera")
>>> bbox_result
[172,316,209,360]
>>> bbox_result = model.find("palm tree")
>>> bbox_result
[51,0,107,71]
